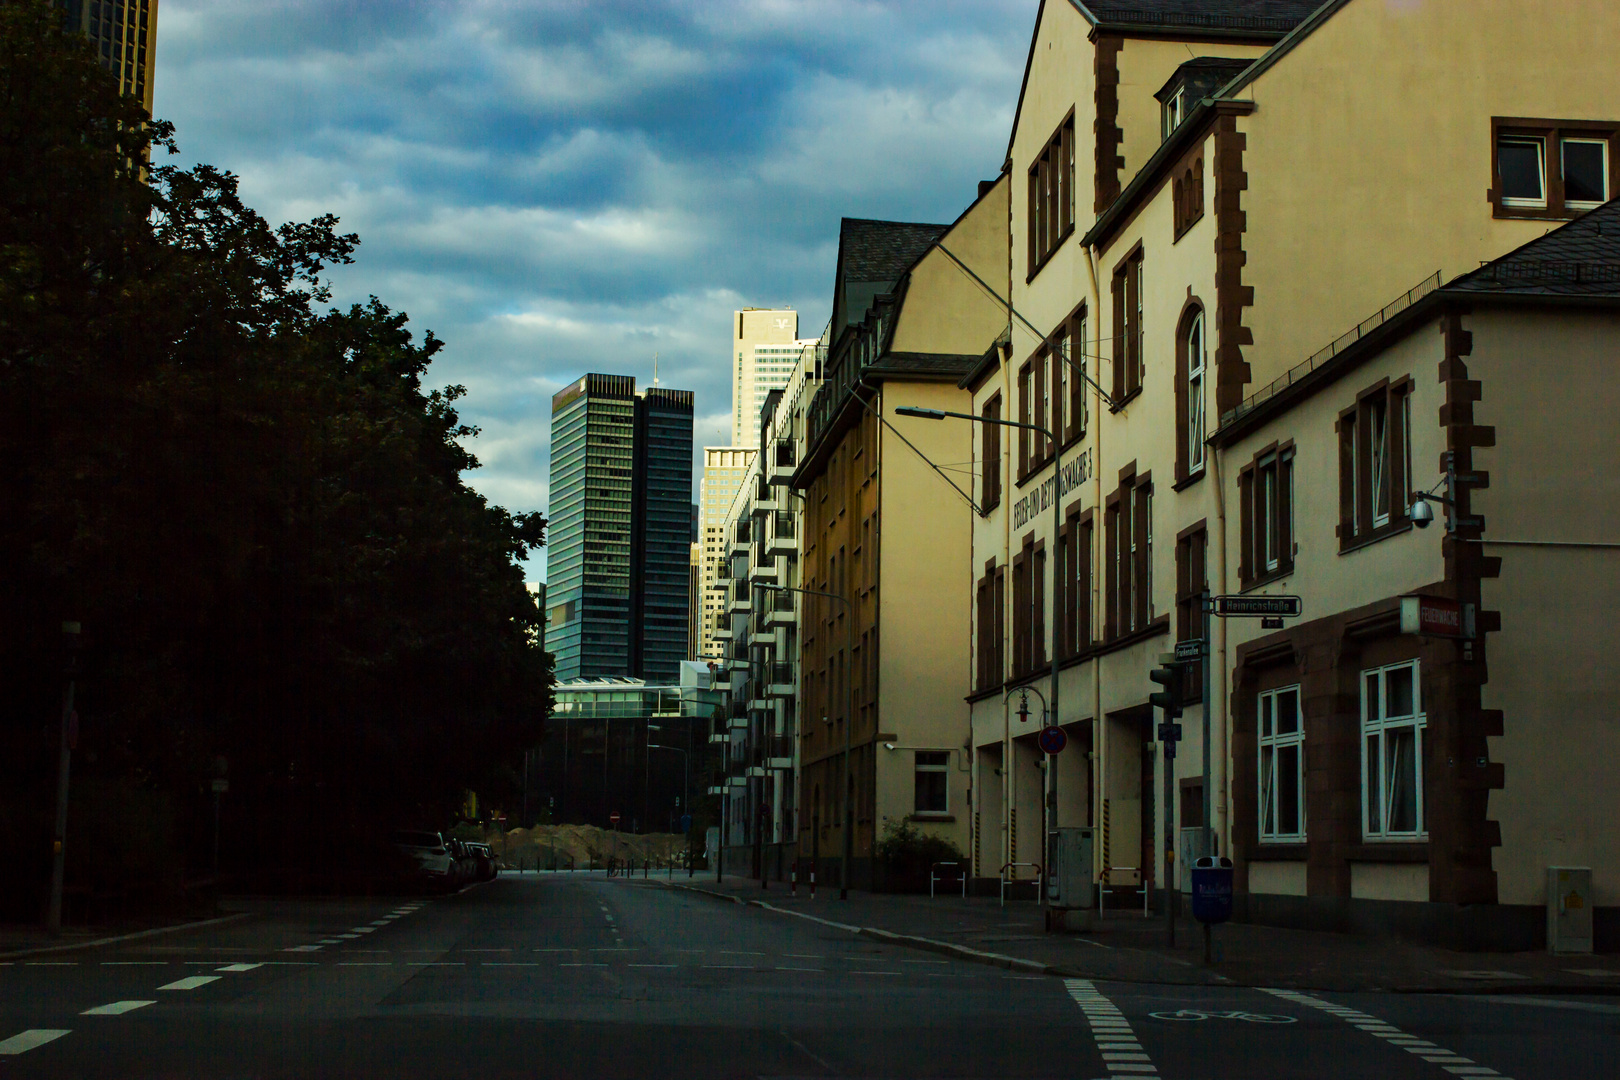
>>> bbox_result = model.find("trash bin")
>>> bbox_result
[1190,856,1234,925]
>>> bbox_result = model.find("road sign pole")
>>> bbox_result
[1164,730,1175,949]
[1202,591,1213,866]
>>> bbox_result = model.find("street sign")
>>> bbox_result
[1158,721,1183,742]
[609,812,621,827]
[1212,595,1302,618]
[1174,639,1206,662]
[1400,595,1474,639]
[1038,726,1068,755]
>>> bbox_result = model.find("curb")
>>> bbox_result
[652,882,1620,996]
[0,911,256,960]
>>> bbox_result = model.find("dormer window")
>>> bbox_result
[1162,88,1185,141]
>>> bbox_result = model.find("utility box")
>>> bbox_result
[1547,867,1593,954]
[1047,827,1095,910]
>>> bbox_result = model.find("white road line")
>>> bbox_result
[1261,989,1513,1079]
[1064,979,1160,1079]
[216,963,263,972]
[701,964,755,969]
[338,963,391,967]
[628,963,678,968]
[158,975,221,990]
[24,961,77,966]
[777,966,823,973]
[101,961,169,966]
[348,928,376,934]
[0,1029,71,1055]
[284,945,323,952]
[483,963,540,967]
[559,963,607,967]
[81,1001,155,1016]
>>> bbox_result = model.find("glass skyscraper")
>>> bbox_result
[546,375,694,683]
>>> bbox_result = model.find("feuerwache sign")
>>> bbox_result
[1012,449,1092,529]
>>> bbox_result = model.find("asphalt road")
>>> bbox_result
[0,873,1610,1078]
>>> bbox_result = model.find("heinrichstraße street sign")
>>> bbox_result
[1211,595,1302,618]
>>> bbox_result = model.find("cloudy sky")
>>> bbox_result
[153,0,1033,580]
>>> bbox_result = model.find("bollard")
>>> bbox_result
[810,869,816,900]
[791,860,798,896]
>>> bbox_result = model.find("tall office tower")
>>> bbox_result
[546,375,694,683]
[732,309,814,446]
[59,1,158,113]
[686,542,701,663]
[628,386,695,681]
[697,446,755,660]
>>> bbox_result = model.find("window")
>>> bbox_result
[1061,308,1087,444]
[1258,686,1305,843]
[981,394,1002,512]
[1057,509,1093,659]
[1027,113,1075,276]
[914,751,949,814]
[1162,87,1185,141]
[1111,250,1145,403]
[1172,154,1205,239]
[1175,308,1207,482]
[1337,379,1411,549]
[1017,363,1032,476]
[975,560,1005,692]
[1011,534,1045,677]
[1237,445,1294,587]
[1105,475,1152,638]
[1361,661,1426,840]
[1497,136,1546,207]
[1563,138,1609,208]
[1493,117,1618,219]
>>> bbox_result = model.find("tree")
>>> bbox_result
[0,0,552,910]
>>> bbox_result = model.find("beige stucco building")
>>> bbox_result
[957,0,1620,946]
[790,185,1010,888]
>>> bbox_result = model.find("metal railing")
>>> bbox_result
[1098,866,1150,917]
[1221,271,1442,429]
[773,511,795,539]
[930,861,967,898]
[999,862,1043,908]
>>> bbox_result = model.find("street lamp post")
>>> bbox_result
[896,405,1066,904]
[759,581,854,900]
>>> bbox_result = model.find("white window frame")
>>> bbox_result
[1059,339,1071,441]
[1498,135,1548,208]
[1187,312,1206,473]
[914,750,950,814]
[1561,137,1610,210]
[1259,452,1279,572]
[1369,397,1391,529]
[1360,660,1427,841]
[1163,87,1185,140]
[1258,685,1305,843]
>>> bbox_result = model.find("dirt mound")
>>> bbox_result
[497,824,690,870]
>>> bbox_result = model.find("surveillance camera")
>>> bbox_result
[1408,498,1435,528]
[883,742,896,751]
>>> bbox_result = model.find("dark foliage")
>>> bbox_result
[0,0,551,916]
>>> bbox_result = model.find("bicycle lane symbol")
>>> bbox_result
[1149,1010,1298,1023]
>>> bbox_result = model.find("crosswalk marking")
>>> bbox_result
[1064,979,1159,1080]
[0,1029,71,1055]
[1261,988,1512,1080]
[81,1001,155,1016]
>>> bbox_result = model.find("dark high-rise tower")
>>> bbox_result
[60,1,158,114]
[546,375,694,683]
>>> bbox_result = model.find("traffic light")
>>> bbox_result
[1148,663,1185,719]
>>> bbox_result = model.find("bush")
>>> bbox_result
[873,817,965,892]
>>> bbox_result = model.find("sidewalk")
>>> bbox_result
[0,912,253,960]
[650,874,1620,995]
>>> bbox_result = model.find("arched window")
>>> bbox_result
[1175,306,1208,482]
[1187,310,1206,472]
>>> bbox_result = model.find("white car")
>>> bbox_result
[392,830,455,881]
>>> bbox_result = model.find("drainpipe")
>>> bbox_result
[1211,439,1230,852]
[1084,242,1105,880]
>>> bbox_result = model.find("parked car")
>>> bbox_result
[466,842,498,881]
[391,830,455,888]
[446,838,478,885]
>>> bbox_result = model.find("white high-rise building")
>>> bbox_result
[697,446,755,661]
[732,308,814,446]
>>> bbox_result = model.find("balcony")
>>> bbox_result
[768,756,794,770]
[774,439,796,469]
[767,661,795,695]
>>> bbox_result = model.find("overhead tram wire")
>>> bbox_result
[852,390,982,515]
[934,242,1118,409]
